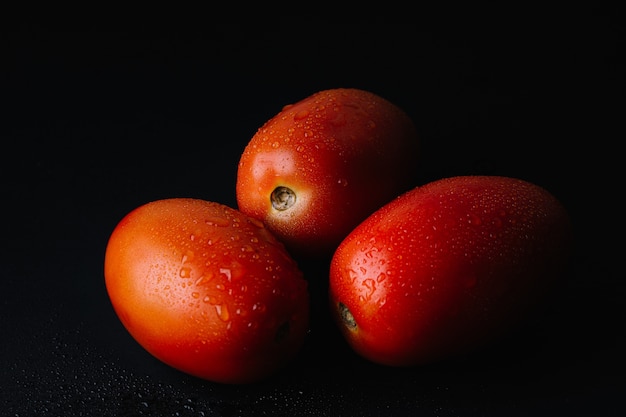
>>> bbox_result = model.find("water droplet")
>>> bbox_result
[181,250,195,263]
[215,304,230,321]
[377,272,387,283]
[205,216,230,227]
[220,268,232,281]
[191,292,200,299]
[271,141,280,148]
[252,302,266,313]
[179,267,192,278]
[247,217,265,229]
[365,248,378,258]
[294,109,309,120]
[337,178,348,187]
[359,267,367,275]
[362,278,376,300]
[468,214,482,226]
[347,268,358,282]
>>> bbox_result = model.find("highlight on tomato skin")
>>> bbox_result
[235,88,420,259]
[328,175,573,367]
[104,198,310,384]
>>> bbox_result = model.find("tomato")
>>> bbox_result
[104,198,310,384]
[236,88,420,258]
[329,176,573,366]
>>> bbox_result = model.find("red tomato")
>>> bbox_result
[236,88,419,258]
[329,176,572,366]
[104,198,310,384]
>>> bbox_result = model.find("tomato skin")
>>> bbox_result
[236,88,419,258]
[329,176,573,366]
[104,198,309,384]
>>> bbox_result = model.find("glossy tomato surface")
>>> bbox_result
[329,176,573,366]
[104,198,310,384]
[236,88,420,258]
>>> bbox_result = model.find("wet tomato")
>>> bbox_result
[329,176,572,366]
[236,88,420,258]
[104,198,309,383]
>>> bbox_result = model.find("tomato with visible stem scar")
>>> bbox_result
[104,198,310,384]
[236,88,420,259]
[329,176,573,366]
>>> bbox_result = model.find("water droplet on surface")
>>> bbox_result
[191,292,200,299]
[337,178,348,187]
[181,250,195,263]
[294,109,309,120]
[362,278,376,300]
[377,272,387,283]
[347,269,358,282]
[205,216,230,227]
[468,214,482,225]
[179,267,192,278]
[215,304,230,321]
[220,268,232,281]
[365,248,378,258]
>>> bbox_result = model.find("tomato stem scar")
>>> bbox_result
[271,186,296,211]
[338,302,357,331]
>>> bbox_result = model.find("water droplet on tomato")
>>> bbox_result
[468,214,482,226]
[181,250,195,264]
[179,267,192,278]
[365,248,378,258]
[362,279,376,300]
[271,141,280,148]
[205,216,230,227]
[252,302,266,313]
[220,268,232,281]
[337,178,349,187]
[215,304,230,321]
[294,109,309,120]
[377,272,387,283]
[347,269,358,283]
[191,292,200,299]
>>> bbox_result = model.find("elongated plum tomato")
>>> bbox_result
[329,176,573,366]
[104,198,309,384]
[236,88,419,258]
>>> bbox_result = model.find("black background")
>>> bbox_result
[2,19,624,416]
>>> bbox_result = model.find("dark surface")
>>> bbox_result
[2,21,624,416]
